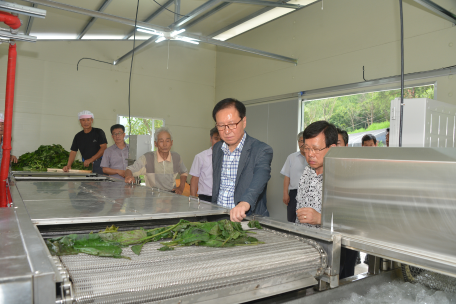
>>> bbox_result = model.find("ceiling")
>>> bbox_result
[8,0,318,41]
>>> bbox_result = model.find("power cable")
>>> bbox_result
[76,58,112,71]
[128,0,141,138]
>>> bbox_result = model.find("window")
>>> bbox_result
[117,116,164,150]
[302,84,434,146]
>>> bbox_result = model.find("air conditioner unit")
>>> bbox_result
[389,98,456,147]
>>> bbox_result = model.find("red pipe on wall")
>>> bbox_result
[0,12,20,207]
[0,12,21,29]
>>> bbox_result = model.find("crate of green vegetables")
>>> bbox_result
[12,144,92,172]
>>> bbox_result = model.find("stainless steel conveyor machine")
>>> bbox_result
[1,147,455,303]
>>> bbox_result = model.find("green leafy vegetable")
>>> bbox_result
[46,219,264,259]
[12,144,92,171]
[248,220,263,229]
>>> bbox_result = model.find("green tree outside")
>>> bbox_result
[303,85,434,133]
[118,116,164,150]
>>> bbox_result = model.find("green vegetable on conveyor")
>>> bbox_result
[46,219,264,259]
[12,144,91,171]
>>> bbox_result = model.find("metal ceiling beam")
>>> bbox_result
[208,0,319,38]
[174,0,180,23]
[22,0,170,33]
[414,0,456,24]
[180,31,297,63]
[23,0,297,65]
[123,0,174,40]
[113,35,159,65]
[0,28,37,42]
[184,2,231,29]
[0,0,46,18]
[224,0,302,9]
[77,0,113,39]
[25,4,37,35]
[170,0,222,29]
[115,0,225,65]
[208,4,278,37]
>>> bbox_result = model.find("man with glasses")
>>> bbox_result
[100,124,129,180]
[280,132,307,222]
[212,98,273,222]
[296,120,338,228]
[63,110,107,174]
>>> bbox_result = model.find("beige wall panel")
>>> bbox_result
[0,41,216,166]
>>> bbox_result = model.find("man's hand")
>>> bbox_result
[283,192,290,205]
[296,207,321,225]
[174,185,185,195]
[117,170,126,178]
[10,155,18,163]
[230,201,251,222]
[83,159,92,167]
[124,176,135,184]
[63,165,71,172]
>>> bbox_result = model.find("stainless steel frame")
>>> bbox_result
[3,176,337,303]
[322,147,456,278]
[0,0,46,18]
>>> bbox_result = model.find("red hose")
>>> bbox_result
[0,44,17,207]
[0,12,21,29]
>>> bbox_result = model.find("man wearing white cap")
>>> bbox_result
[0,113,17,164]
[63,111,107,174]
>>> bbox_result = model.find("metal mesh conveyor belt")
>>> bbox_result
[57,229,325,304]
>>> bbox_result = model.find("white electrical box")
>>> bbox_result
[128,135,152,161]
[390,98,456,147]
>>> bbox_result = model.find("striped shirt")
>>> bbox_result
[217,132,246,209]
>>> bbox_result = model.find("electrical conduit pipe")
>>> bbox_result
[0,11,20,207]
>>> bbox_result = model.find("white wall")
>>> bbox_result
[0,40,216,174]
[215,0,456,103]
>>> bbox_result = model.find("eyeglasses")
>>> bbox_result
[112,132,124,137]
[215,118,243,131]
[303,146,328,154]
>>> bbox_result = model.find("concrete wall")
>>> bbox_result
[215,0,456,221]
[0,40,216,174]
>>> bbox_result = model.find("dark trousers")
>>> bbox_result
[287,189,298,222]
[198,194,212,203]
[339,247,359,279]
[92,158,103,175]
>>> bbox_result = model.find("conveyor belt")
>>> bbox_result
[56,229,325,304]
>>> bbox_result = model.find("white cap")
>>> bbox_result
[78,110,94,119]
[0,113,4,122]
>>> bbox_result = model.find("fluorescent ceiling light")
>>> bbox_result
[34,33,77,40]
[156,36,166,43]
[213,0,318,41]
[82,35,132,40]
[176,36,199,45]
[171,29,185,37]
[137,27,163,36]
